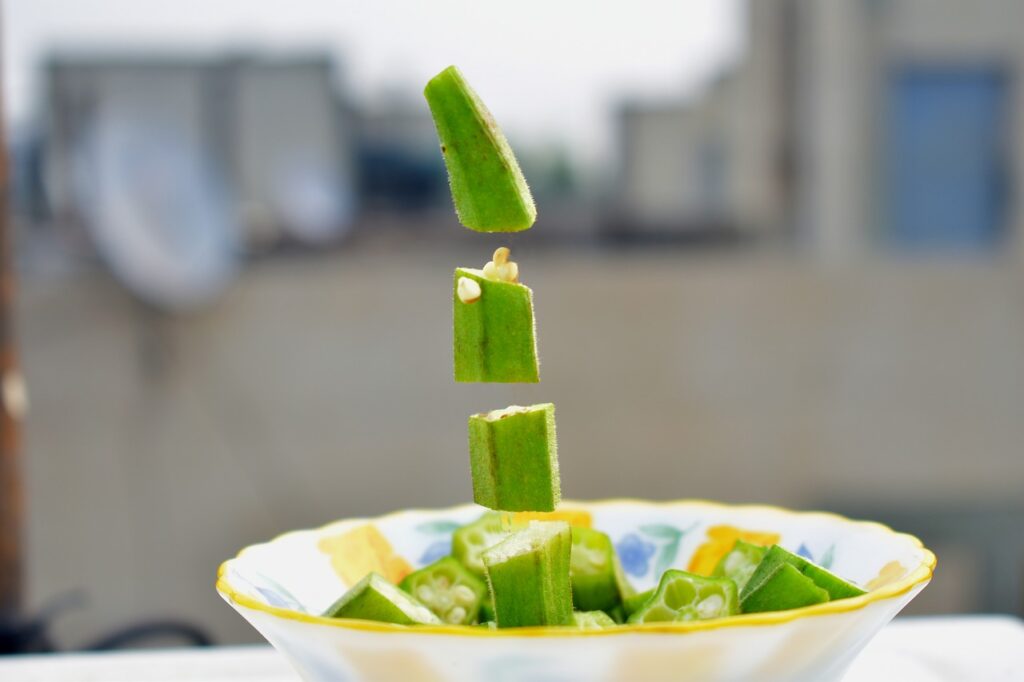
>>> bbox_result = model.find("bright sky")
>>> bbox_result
[5,0,743,162]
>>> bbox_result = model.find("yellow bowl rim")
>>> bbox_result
[216,498,936,638]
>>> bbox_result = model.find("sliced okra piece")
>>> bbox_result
[712,539,768,593]
[740,562,830,613]
[399,557,487,625]
[745,545,866,602]
[605,604,626,624]
[424,66,536,233]
[572,610,617,630]
[323,572,441,625]
[570,527,621,612]
[469,403,559,512]
[482,521,573,628]
[627,570,738,624]
[452,512,513,578]
[622,588,656,617]
[454,253,539,383]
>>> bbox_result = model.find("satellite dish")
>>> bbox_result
[72,114,239,312]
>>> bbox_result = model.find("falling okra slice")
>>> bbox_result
[469,403,560,512]
[482,521,573,628]
[454,248,539,383]
[627,570,738,624]
[323,572,441,625]
[712,540,768,593]
[399,557,488,625]
[570,527,622,612]
[424,65,536,232]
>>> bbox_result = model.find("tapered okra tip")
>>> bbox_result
[424,65,462,94]
[423,63,536,233]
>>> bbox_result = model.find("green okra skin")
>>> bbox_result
[482,521,573,628]
[622,588,656,617]
[627,570,739,624]
[604,604,627,624]
[454,267,539,383]
[743,545,867,603]
[452,512,512,578]
[739,562,830,614]
[424,65,536,232]
[570,527,622,612]
[469,403,560,512]
[399,557,488,625]
[571,610,618,629]
[323,572,441,625]
[712,540,768,593]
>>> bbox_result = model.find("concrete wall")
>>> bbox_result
[16,248,1024,645]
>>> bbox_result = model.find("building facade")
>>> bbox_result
[617,0,1024,260]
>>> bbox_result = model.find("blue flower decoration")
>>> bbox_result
[616,533,656,577]
[419,539,451,566]
[797,543,814,561]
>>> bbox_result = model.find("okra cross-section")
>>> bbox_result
[482,521,573,628]
[712,539,768,593]
[323,572,441,625]
[453,259,539,383]
[469,403,560,512]
[627,570,738,624]
[424,65,536,232]
[399,557,488,625]
[572,610,617,629]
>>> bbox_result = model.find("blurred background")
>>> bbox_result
[2,0,1023,650]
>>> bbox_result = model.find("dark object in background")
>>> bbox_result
[0,592,213,654]
[356,143,446,212]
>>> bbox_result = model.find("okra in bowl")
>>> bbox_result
[217,499,934,682]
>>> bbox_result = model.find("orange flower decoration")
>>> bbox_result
[318,524,413,585]
[687,525,780,576]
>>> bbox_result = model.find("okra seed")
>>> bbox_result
[436,592,454,610]
[435,575,451,590]
[697,594,724,619]
[416,585,435,603]
[457,277,482,304]
[482,262,499,280]
[492,247,510,266]
[453,585,476,605]
[446,607,467,624]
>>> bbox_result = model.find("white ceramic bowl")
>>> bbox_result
[217,500,934,682]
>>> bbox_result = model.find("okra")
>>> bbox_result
[452,512,513,578]
[746,545,866,602]
[424,66,536,232]
[570,527,621,612]
[482,521,573,627]
[712,540,768,593]
[572,610,617,629]
[740,562,830,613]
[623,588,655,617]
[454,256,539,383]
[323,572,441,625]
[399,557,488,625]
[468,403,559,512]
[627,570,738,624]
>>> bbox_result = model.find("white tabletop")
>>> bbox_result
[0,616,1021,681]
